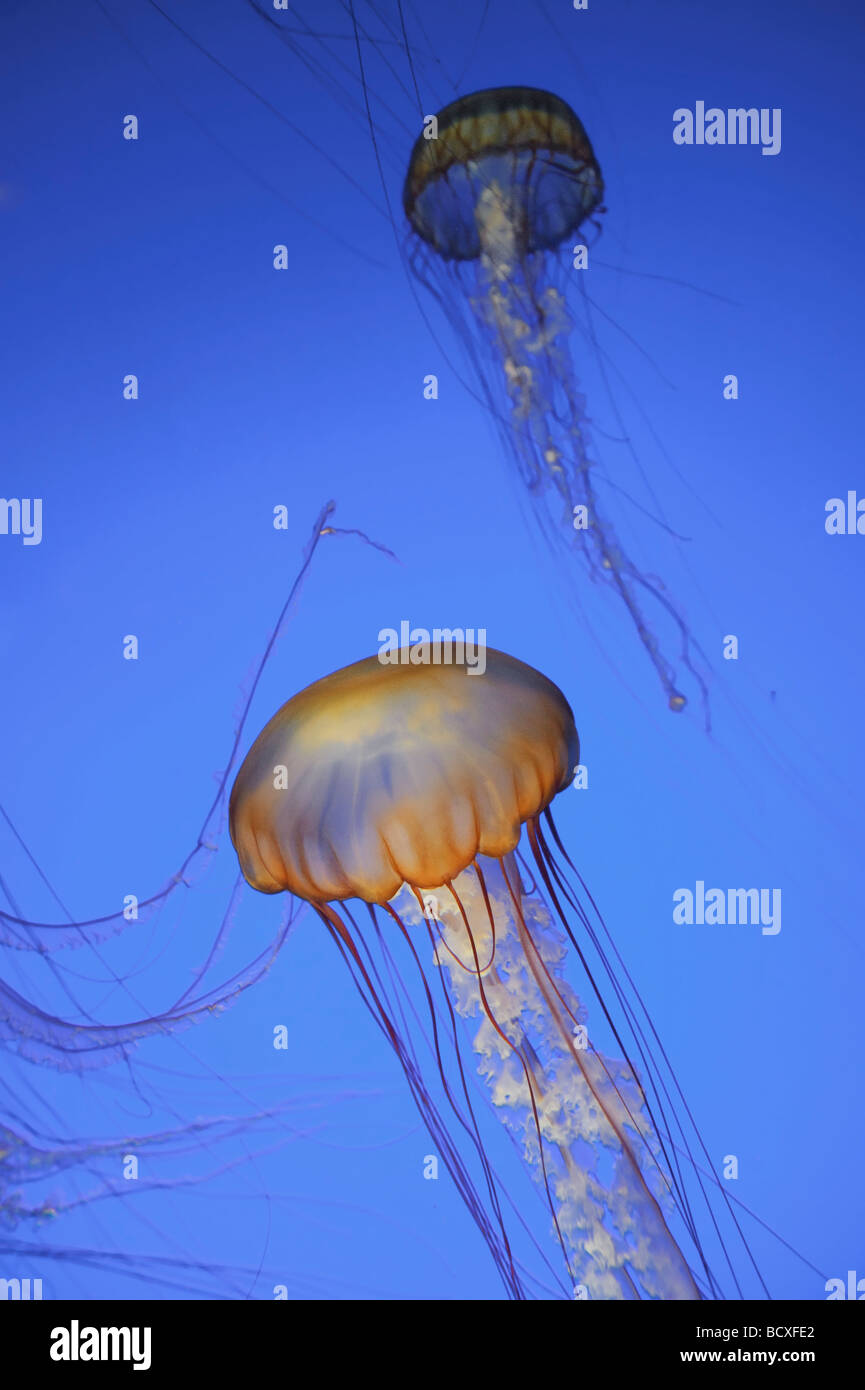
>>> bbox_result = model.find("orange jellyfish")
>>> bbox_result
[230,647,759,1299]
[403,88,706,715]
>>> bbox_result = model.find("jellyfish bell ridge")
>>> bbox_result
[229,648,578,905]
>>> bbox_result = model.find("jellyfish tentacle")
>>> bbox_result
[445,873,576,1284]
[500,855,697,1270]
[415,856,701,1300]
[535,811,767,1298]
[321,897,526,1297]
[470,205,689,712]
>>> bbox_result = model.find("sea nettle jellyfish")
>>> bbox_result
[230,647,760,1299]
[403,88,706,715]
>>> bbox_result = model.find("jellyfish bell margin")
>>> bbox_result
[228,646,757,1299]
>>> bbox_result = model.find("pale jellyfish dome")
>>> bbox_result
[229,648,579,904]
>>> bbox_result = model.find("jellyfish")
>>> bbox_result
[229,644,766,1299]
[403,88,704,715]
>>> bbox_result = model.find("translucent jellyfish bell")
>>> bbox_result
[229,647,577,902]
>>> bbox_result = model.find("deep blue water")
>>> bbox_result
[1,0,863,1300]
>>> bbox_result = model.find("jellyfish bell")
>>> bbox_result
[229,647,760,1300]
[229,647,578,903]
[403,87,604,264]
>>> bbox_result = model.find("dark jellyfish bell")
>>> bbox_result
[403,86,604,261]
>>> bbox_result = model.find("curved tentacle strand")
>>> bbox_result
[395,855,701,1299]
